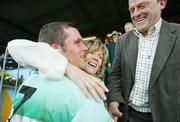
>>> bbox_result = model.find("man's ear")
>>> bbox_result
[51,43,63,52]
[160,0,167,10]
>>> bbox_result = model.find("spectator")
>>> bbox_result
[104,31,119,85]
[124,22,134,33]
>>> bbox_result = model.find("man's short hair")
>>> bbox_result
[124,22,134,27]
[38,22,75,46]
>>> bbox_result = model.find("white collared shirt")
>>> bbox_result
[129,18,162,112]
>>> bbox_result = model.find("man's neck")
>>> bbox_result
[135,18,162,37]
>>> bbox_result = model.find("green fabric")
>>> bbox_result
[105,64,112,73]
[12,73,111,122]
[13,74,86,122]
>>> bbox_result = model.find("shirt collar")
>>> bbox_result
[134,18,162,37]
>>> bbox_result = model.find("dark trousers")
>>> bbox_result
[129,107,153,122]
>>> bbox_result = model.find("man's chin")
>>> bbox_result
[137,26,148,34]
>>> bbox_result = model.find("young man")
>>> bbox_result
[8,22,112,122]
[108,0,180,122]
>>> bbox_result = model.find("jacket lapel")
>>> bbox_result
[149,20,177,88]
[126,32,138,81]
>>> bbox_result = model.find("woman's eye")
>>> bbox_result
[99,56,103,59]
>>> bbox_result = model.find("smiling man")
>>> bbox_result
[108,0,180,122]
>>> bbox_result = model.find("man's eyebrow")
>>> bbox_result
[74,38,82,43]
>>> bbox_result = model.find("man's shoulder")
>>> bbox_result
[162,20,180,33]
[107,42,115,46]
[117,31,134,44]
[169,22,180,33]
[22,75,81,94]
[167,22,180,28]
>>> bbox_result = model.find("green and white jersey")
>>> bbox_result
[9,73,112,122]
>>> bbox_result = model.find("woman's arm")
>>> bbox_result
[7,39,67,80]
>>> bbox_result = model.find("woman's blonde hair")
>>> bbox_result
[83,38,108,77]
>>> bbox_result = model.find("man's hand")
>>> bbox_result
[66,63,109,102]
[109,101,123,122]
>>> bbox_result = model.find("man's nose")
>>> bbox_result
[93,54,100,61]
[132,9,141,19]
